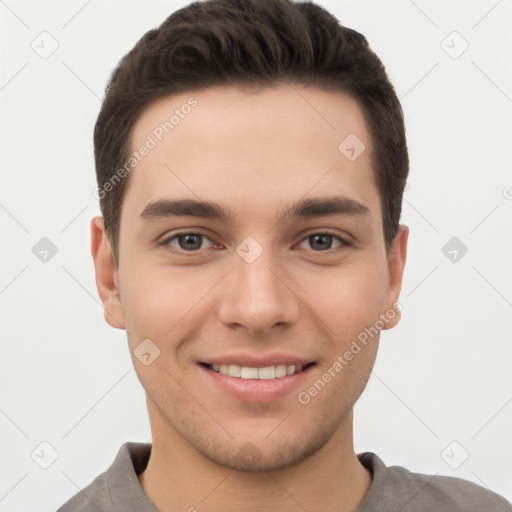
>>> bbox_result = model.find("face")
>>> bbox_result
[92,84,408,472]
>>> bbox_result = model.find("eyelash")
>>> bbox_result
[159,230,351,255]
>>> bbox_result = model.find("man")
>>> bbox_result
[57,0,511,510]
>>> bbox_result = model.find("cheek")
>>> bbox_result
[120,262,216,345]
[296,267,385,409]
[297,261,388,340]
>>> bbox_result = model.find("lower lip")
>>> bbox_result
[198,364,315,403]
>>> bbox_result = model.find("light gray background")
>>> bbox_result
[1,1,511,511]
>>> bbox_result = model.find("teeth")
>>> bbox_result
[240,366,258,379]
[227,364,241,377]
[275,364,287,378]
[212,363,307,379]
[258,366,275,380]
[286,365,296,376]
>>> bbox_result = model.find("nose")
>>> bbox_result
[217,240,301,336]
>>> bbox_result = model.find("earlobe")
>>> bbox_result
[382,224,409,330]
[90,216,125,330]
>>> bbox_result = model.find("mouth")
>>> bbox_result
[200,362,315,380]
[197,355,317,402]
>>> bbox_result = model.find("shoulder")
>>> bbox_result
[56,442,152,512]
[389,464,512,511]
[56,471,112,512]
[358,452,512,512]
[56,467,113,512]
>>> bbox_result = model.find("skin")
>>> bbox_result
[91,84,408,512]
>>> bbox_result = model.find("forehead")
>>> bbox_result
[123,84,378,224]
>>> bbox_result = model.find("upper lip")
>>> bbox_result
[200,353,315,367]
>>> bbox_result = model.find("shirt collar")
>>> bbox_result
[107,442,390,511]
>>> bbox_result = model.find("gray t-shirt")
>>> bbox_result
[56,442,511,511]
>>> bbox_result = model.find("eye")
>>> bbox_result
[161,232,217,253]
[296,231,349,252]
[160,230,350,255]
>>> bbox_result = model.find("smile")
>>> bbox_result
[204,363,314,379]
[198,360,316,402]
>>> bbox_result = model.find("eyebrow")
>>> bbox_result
[139,196,371,224]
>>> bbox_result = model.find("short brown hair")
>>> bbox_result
[94,0,409,266]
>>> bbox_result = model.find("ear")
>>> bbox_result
[90,216,125,329]
[382,224,409,330]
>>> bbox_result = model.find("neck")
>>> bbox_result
[138,399,372,512]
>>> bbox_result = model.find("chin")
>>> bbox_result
[198,424,338,473]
